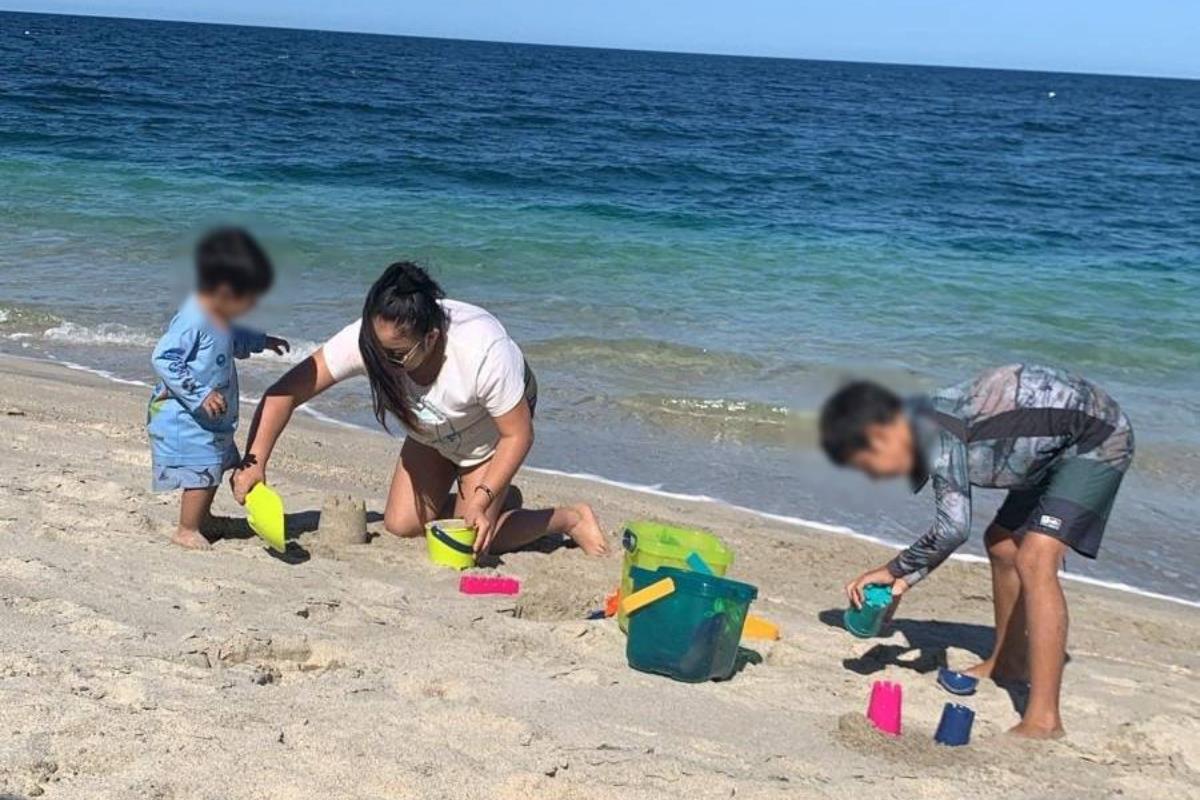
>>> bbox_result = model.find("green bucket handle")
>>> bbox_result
[622,528,638,553]
[430,524,474,555]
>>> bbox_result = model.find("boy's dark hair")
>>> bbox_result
[819,380,903,465]
[195,227,274,296]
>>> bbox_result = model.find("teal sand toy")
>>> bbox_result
[843,583,893,638]
[625,566,757,682]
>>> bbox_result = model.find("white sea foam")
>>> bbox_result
[240,391,368,430]
[246,338,321,366]
[11,352,1199,610]
[40,354,151,388]
[42,320,157,348]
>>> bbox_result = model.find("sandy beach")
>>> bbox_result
[0,353,1197,799]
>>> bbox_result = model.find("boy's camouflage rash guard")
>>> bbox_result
[890,364,1133,585]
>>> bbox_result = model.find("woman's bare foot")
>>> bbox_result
[1008,719,1064,739]
[171,527,212,550]
[564,504,609,555]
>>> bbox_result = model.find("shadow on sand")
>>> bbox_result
[818,608,1032,714]
[202,508,362,564]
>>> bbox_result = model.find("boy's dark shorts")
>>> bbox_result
[994,419,1134,559]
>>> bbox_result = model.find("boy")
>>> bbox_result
[819,364,1133,738]
[148,228,289,550]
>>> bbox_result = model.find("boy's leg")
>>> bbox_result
[964,524,1028,681]
[173,487,218,550]
[1012,530,1069,738]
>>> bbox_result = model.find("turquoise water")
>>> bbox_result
[1,12,1198,600]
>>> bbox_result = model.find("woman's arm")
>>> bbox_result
[462,401,534,553]
[231,348,337,503]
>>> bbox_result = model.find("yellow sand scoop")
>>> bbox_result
[620,577,676,615]
[742,614,781,641]
[245,483,286,553]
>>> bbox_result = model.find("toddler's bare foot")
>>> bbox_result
[1008,719,1064,739]
[172,527,212,550]
[565,504,609,555]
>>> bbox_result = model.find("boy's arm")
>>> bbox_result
[888,438,972,586]
[232,326,289,359]
[231,326,267,360]
[151,325,211,413]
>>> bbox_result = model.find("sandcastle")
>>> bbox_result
[317,494,369,546]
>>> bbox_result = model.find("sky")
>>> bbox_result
[5,1,1199,79]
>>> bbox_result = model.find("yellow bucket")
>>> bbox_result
[425,519,477,570]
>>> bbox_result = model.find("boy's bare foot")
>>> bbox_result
[565,504,609,555]
[1008,719,1065,739]
[963,659,1029,684]
[172,527,213,550]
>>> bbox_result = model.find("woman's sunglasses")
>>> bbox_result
[385,339,424,368]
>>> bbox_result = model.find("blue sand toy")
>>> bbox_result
[937,667,979,696]
[934,702,975,746]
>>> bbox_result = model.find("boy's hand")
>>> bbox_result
[845,564,910,608]
[200,390,227,417]
[265,336,290,356]
[231,458,265,505]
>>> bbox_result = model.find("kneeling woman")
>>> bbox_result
[232,262,608,556]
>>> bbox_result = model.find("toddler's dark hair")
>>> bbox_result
[819,380,903,465]
[195,227,274,296]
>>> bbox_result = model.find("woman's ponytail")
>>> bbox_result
[358,262,447,431]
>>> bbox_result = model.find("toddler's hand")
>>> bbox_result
[200,390,227,417]
[265,336,290,356]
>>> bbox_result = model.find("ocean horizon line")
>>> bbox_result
[5,7,1199,83]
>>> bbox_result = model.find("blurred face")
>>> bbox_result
[208,285,258,321]
[372,316,440,373]
[847,417,915,479]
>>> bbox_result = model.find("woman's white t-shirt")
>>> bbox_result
[321,299,527,467]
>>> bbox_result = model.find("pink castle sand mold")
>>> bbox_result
[866,680,903,736]
[459,575,521,596]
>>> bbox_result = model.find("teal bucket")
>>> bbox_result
[625,566,758,683]
[843,584,893,638]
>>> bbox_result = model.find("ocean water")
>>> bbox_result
[1,12,1198,601]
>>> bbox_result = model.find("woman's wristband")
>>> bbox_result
[474,484,496,506]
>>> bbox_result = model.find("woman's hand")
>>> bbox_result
[844,564,910,608]
[463,494,495,555]
[233,350,336,506]
[231,458,265,505]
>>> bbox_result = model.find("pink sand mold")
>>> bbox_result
[866,680,903,736]
[459,575,521,596]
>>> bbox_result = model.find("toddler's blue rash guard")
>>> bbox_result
[147,296,265,467]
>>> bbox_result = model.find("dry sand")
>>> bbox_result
[0,354,1197,799]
